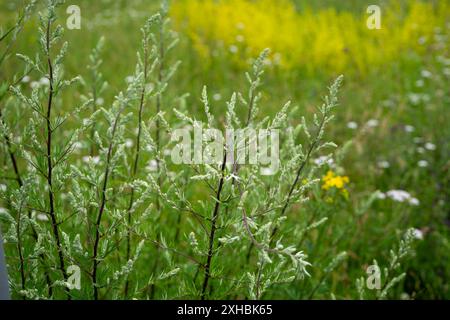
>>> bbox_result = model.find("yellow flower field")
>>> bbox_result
[171,0,449,73]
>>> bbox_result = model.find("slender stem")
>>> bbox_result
[201,151,227,300]
[149,19,165,300]
[92,105,123,300]
[89,80,97,157]
[124,41,149,297]
[0,110,22,186]
[16,202,26,296]
[45,18,69,299]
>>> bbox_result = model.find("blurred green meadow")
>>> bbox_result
[0,0,449,299]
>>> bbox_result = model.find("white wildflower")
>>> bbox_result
[386,190,412,202]
[412,228,424,240]
[418,160,428,168]
[21,75,30,83]
[366,119,379,128]
[425,142,436,151]
[404,125,415,133]
[347,121,358,129]
[386,190,419,206]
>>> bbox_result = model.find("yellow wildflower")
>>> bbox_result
[322,170,349,192]
[171,0,450,74]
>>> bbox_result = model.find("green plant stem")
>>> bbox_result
[201,151,227,300]
[45,18,69,299]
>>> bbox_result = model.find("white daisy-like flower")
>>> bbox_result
[386,190,412,202]
[418,160,428,168]
[347,121,358,129]
[404,125,415,133]
[385,190,419,206]
[415,79,424,87]
[425,142,436,151]
[21,75,31,83]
